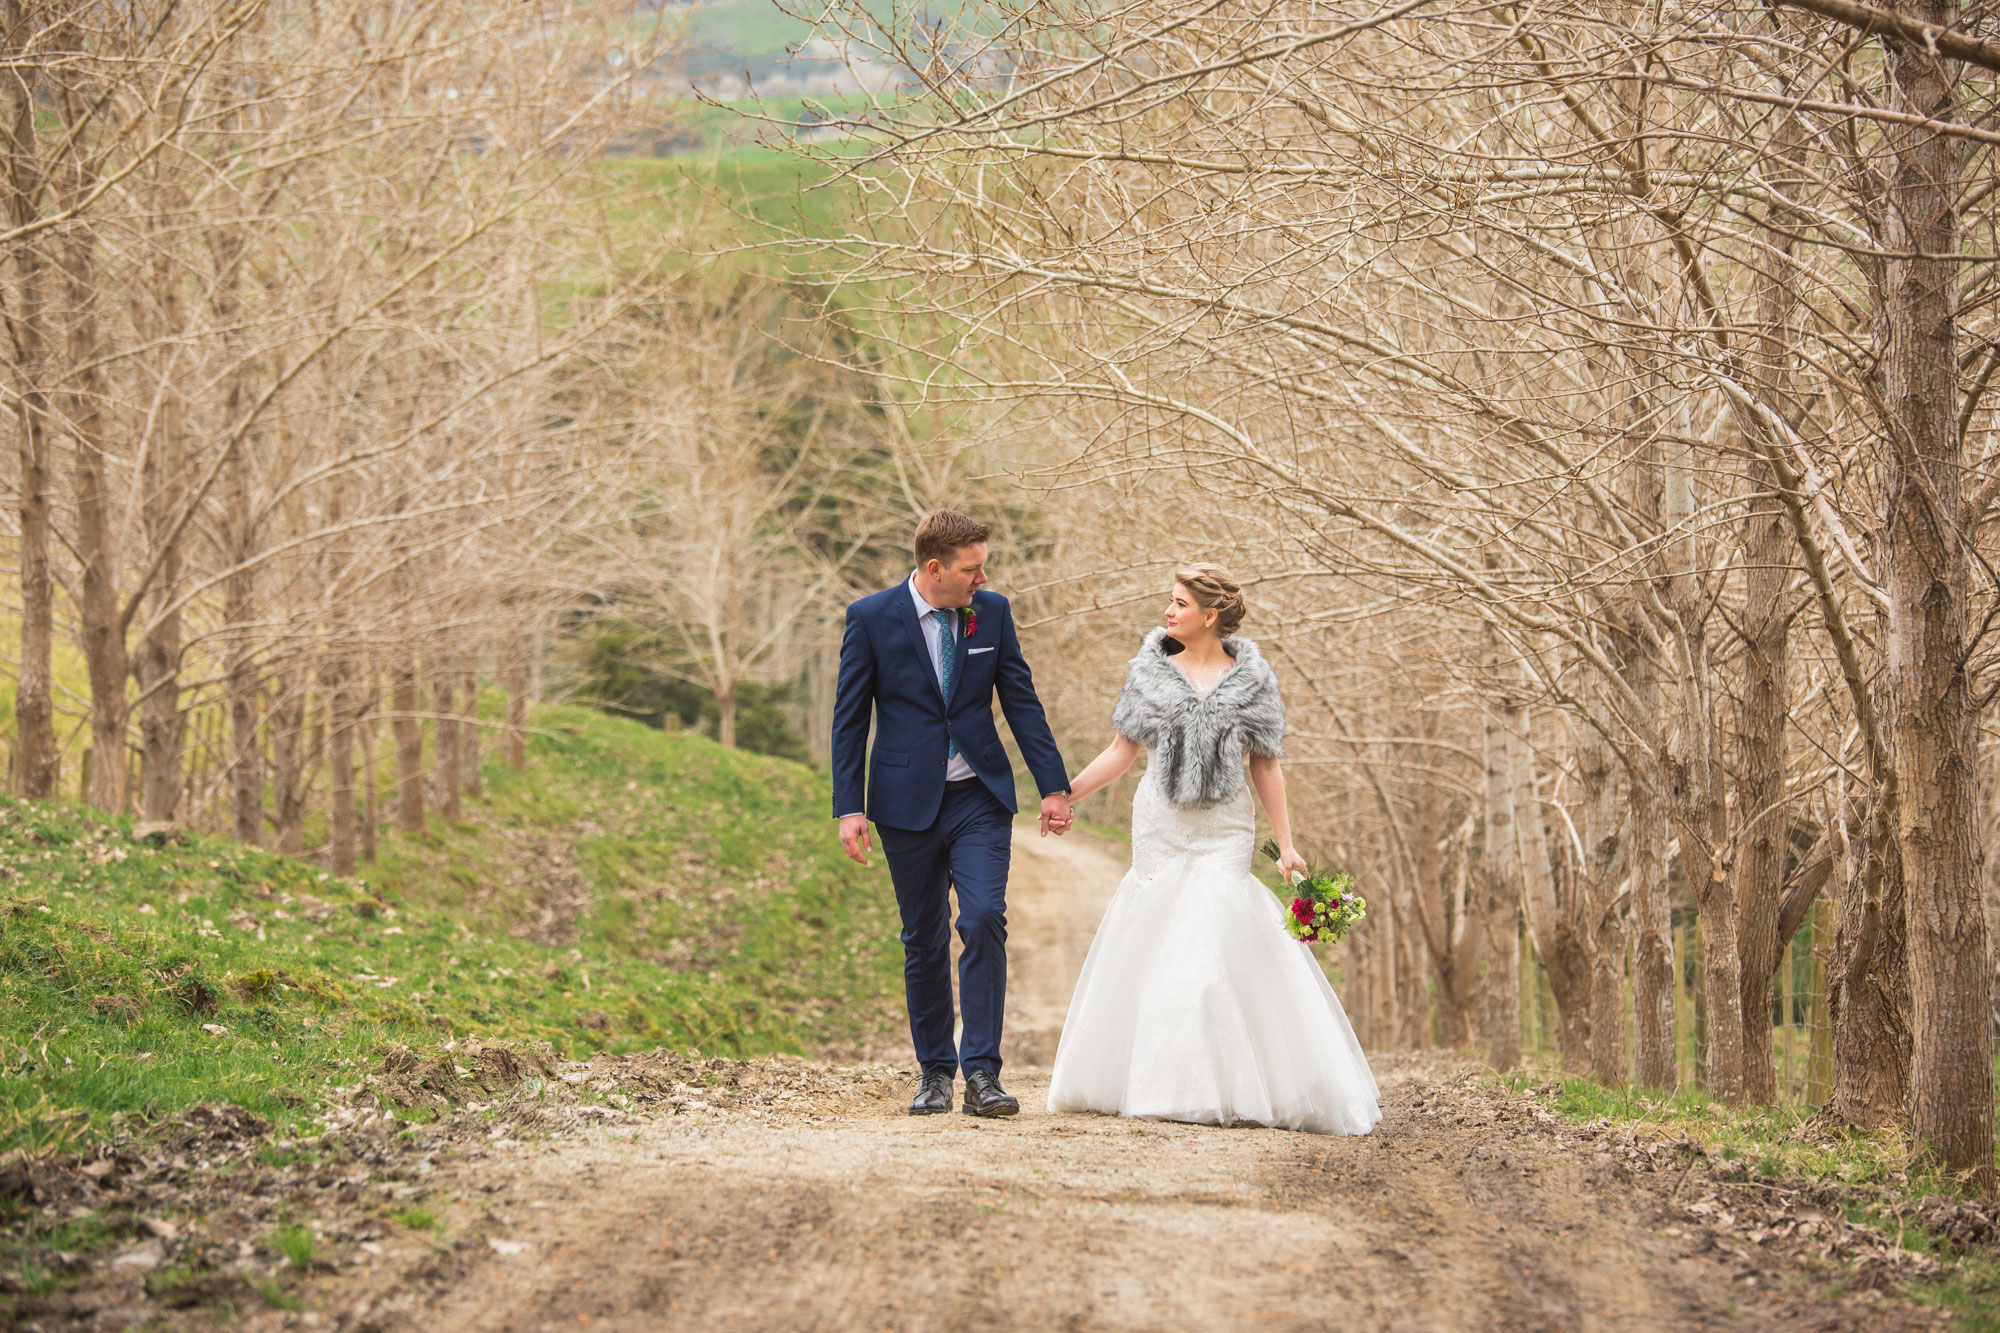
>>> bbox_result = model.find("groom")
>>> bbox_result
[832,510,1073,1117]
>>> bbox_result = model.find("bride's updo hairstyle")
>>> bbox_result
[1174,563,1247,637]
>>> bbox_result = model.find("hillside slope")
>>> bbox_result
[0,704,903,1158]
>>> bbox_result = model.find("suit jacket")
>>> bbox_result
[830,583,1068,830]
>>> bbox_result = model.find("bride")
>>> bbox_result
[1047,564,1381,1136]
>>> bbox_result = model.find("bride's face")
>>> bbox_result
[1163,583,1217,642]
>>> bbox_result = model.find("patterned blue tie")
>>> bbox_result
[932,609,958,760]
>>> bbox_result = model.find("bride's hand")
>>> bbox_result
[1277,846,1308,881]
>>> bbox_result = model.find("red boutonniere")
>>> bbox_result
[960,606,978,639]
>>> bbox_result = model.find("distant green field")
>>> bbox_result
[683,0,907,69]
[685,0,826,63]
[609,147,859,239]
[685,90,883,158]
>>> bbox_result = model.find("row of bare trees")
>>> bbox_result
[801,0,2000,1184]
[0,0,665,860]
[0,1,906,868]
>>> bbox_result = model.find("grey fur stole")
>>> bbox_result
[1111,627,1285,808]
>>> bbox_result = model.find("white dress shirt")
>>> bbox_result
[909,572,978,783]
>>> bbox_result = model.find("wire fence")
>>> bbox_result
[1520,900,1835,1105]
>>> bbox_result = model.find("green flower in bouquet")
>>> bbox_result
[1262,839,1367,944]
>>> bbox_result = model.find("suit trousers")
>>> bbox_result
[876,782,1013,1078]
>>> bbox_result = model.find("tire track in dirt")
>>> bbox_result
[304,828,1945,1333]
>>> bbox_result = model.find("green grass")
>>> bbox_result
[1883,1241,2000,1325]
[0,703,903,1159]
[270,1223,316,1269]
[1502,1069,1925,1190]
[3,1212,115,1299]
[390,1207,440,1232]
[605,148,862,254]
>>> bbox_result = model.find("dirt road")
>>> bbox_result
[299,828,1940,1333]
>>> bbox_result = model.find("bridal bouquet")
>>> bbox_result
[1262,840,1367,944]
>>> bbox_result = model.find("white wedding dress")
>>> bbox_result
[1046,744,1382,1136]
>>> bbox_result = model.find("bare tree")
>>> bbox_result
[789,0,2000,1165]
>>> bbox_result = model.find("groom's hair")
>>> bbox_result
[914,510,989,568]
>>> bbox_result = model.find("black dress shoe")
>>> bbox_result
[908,1070,954,1115]
[961,1069,1020,1118]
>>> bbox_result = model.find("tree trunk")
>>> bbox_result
[506,653,528,769]
[1736,93,1806,1106]
[135,562,184,823]
[1629,750,1675,1089]
[434,663,461,822]
[1402,762,1442,1048]
[136,269,188,824]
[1661,429,1745,1101]
[1575,708,1628,1086]
[1506,697,1592,1073]
[393,659,425,833]
[1625,615,1676,1088]
[1480,702,1522,1071]
[1398,886,1430,1048]
[223,443,261,844]
[1377,901,1400,1045]
[324,658,357,876]
[64,226,127,814]
[227,630,262,846]
[1624,449,1678,1089]
[1589,939,1628,1086]
[3,12,57,801]
[360,683,380,863]
[459,662,482,796]
[1735,449,1793,1105]
[715,679,737,749]
[1431,818,1484,1049]
[12,376,57,800]
[1880,0,1992,1182]
[270,671,309,856]
[1985,772,2000,1044]
[1436,862,1474,1047]
[1831,818,1912,1128]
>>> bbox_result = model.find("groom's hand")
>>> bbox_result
[1039,792,1073,837]
[839,814,872,866]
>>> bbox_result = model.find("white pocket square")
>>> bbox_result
[967,646,995,655]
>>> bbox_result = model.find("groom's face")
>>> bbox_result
[927,542,989,608]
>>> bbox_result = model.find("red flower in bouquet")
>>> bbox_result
[1265,840,1367,946]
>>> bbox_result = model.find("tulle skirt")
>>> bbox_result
[1046,769,1382,1136]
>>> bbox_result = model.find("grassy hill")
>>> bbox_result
[0,704,904,1159]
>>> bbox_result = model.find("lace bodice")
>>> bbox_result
[1130,751,1255,880]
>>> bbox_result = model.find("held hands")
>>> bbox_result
[846,795,1071,858]
[839,813,872,866]
[1039,792,1074,837]
[1277,844,1308,881]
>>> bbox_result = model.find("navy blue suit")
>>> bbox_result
[830,583,1068,1077]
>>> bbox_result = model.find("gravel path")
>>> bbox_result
[294,827,1943,1333]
